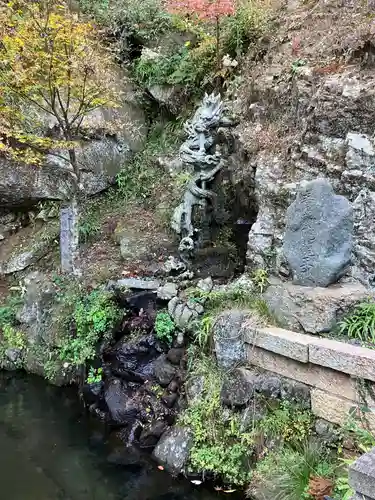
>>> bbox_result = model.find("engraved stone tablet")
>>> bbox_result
[283,179,353,287]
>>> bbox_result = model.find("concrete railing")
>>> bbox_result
[244,325,375,429]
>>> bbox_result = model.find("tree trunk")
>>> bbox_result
[60,193,80,276]
[60,147,81,276]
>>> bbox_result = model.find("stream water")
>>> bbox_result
[0,372,219,500]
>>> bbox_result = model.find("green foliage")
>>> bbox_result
[154,312,175,345]
[116,121,182,205]
[79,0,172,53]
[2,324,27,350]
[0,293,26,367]
[338,302,375,343]
[86,367,103,384]
[193,315,214,350]
[57,288,120,367]
[252,268,269,294]
[0,295,22,328]
[220,0,271,57]
[134,39,216,91]
[259,401,314,447]
[180,355,253,486]
[253,443,335,500]
[79,205,101,243]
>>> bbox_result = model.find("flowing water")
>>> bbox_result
[0,372,219,500]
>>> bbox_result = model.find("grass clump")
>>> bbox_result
[154,311,175,345]
[338,301,375,343]
[250,443,336,500]
[180,353,254,486]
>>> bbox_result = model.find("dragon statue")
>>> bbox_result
[171,93,234,262]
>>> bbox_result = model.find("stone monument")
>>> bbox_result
[171,93,234,262]
[282,178,353,287]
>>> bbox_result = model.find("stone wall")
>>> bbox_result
[243,325,375,429]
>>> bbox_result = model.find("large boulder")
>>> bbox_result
[152,426,193,475]
[282,178,353,287]
[0,222,59,275]
[0,71,147,207]
[264,278,375,334]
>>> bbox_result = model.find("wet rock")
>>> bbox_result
[283,179,353,287]
[157,283,178,301]
[167,379,180,393]
[221,368,257,407]
[104,378,140,426]
[103,333,161,381]
[139,420,168,449]
[152,426,193,475]
[123,291,157,319]
[213,310,248,369]
[81,381,104,406]
[167,348,184,365]
[154,355,177,387]
[162,393,178,408]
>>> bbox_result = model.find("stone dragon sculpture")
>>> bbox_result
[171,93,234,261]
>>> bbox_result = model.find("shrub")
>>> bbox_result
[57,288,121,366]
[79,0,173,56]
[259,401,314,447]
[134,41,216,90]
[154,311,175,345]
[0,295,23,328]
[338,302,375,343]
[220,0,270,57]
[180,355,254,486]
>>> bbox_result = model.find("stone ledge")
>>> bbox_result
[309,337,375,383]
[247,345,358,400]
[245,325,375,382]
[243,326,310,363]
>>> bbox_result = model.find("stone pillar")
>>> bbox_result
[349,448,375,499]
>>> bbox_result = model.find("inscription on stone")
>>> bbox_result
[282,178,353,287]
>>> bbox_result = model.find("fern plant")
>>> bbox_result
[338,302,375,343]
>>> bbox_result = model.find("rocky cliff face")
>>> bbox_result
[234,0,375,286]
[0,69,147,208]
